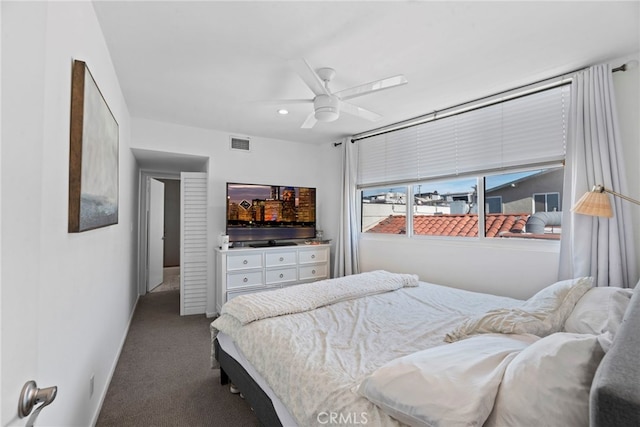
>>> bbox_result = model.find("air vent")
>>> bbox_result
[230,136,251,152]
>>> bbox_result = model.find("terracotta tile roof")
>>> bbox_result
[366,213,560,239]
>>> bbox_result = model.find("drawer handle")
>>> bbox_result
[243,259,248,265]
[279,273,284,278]
[243,277,248,283]
[312,269,316,274]
[311,254,316,259]
[279,257,284,262]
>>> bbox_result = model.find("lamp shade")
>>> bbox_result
[571,188,613,218]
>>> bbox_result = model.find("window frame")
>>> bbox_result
[360,164,564,243]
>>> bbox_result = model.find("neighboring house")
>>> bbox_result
[485,168,564,214]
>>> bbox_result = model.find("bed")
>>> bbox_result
[210,270,640,427]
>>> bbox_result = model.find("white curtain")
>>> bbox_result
[559,64,637,287]
[333,138,360,277]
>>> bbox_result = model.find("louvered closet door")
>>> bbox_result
[180,172,208,315]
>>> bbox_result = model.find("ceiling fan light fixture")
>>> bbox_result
[315,107,339,122]
[314,94,340,122]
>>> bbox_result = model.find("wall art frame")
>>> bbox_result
[68,59,119,232]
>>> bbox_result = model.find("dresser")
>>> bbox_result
[215,243,331,313]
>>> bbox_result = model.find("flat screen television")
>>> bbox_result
[226,182,316,246]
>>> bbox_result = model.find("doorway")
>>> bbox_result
[149,178,181,293]
[133,148,210,315]
[143,173,179,295]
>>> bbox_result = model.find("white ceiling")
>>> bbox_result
[93,1,639,145]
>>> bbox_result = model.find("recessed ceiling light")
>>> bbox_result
[277,109,289,115]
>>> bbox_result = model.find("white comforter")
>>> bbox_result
[221,270,419,325]
[211,273,523,427]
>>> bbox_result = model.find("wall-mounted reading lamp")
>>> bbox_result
[572,185,640,217]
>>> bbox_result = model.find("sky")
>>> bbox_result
[227,183,299,203]
[363,170,543,197]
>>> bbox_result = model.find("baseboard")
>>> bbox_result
[90,293,140,426]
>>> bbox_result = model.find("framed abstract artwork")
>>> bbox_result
[68,60,119,232]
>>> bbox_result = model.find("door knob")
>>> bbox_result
[18,380,57,418]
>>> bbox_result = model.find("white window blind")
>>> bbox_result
[357,85,569,187]
[357,126,419,186]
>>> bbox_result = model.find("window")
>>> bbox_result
[486,197,503,214]
[363,167,564,240]
[357,83,569,241]
[413,178,478,237]
[484,168,563,239]
[533,192,561,212]
[361,187,407,234]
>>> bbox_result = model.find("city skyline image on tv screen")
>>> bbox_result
[226,183,316,242]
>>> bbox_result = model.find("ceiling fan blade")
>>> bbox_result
[335,75,408,101]
[301,111,318,128]
[289,59,329,97]
[340,101,382,122]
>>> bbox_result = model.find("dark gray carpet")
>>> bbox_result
[96,290,260,426]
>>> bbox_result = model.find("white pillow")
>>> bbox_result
[445,277,593,342]
[564,286,633,335]
[358,334,538,427]
[485,332,605,427]
[521,276,593,316]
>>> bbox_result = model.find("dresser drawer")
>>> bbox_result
[227,270,264,289]
[299,264,328,281]
[227,252,263,270]
[265,251,297,267]
[266,267,297,285]
[298,248,328,264]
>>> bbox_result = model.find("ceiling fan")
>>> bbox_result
[282,59,408,129]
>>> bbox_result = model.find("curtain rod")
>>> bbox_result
[612,62,635,72]
[351,61,632,144]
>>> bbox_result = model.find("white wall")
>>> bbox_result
[359,54,640,300]
[1,2,137,426]
[130,118,343,313]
